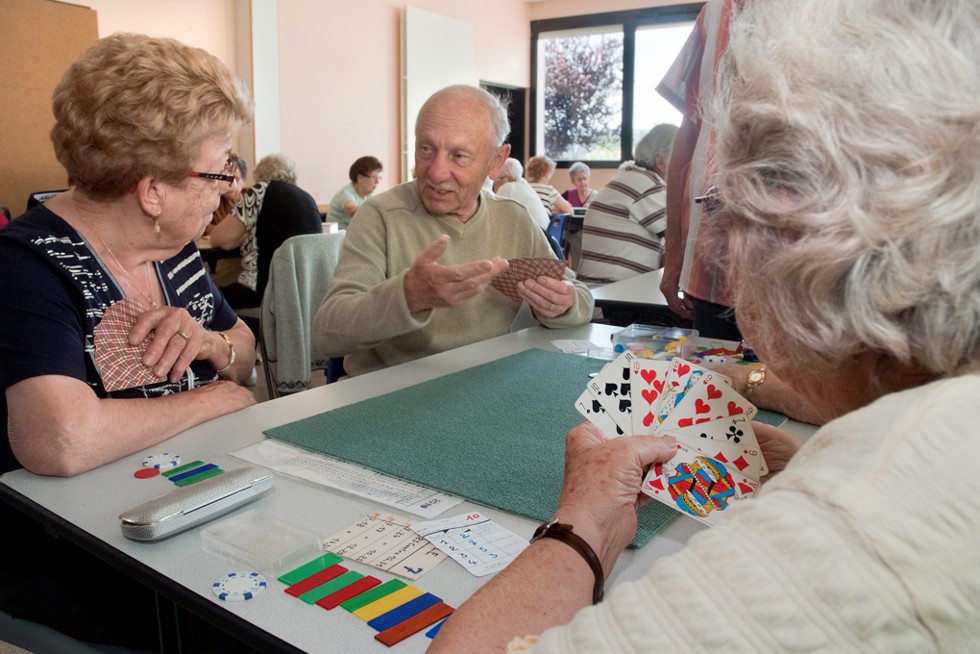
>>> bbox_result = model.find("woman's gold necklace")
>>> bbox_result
[91,230,160,309]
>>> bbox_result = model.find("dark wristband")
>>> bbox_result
[531,520,604,604]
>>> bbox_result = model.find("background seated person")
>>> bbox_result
[210,153,323,313]
[493,157,550,230]
[526,155,573,217]
[577,123,678,285]
[326,155,383,229]
[563,161,598,209]
[313,85,594,376]
[0,33,256,650]
[430,0,980,650]
[204,151,246,235]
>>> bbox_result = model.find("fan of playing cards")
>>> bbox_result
[490,257,566,301]
[575,350,767,526]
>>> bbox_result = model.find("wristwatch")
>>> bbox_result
[746,365,767,394]
[531,520,604,604]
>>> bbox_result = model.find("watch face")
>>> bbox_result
[748,370,764,383]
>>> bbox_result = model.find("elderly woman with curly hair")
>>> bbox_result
[431,0,980,651]
[526,155,573,217]
[0,32,258,648]
[210,152,322,312]
[0,34,256,478]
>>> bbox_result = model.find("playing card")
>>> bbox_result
[629,358,673,435]
[490,257,565,301]
[651,359,719,426]
[660,372,756,432]
[661,415,768,481]
[93,298,163,392]
[574,389,624,439]
[586,351,634,435]
[641,442,758,526]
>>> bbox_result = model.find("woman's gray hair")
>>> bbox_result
[568,161,590,181]
[713,0,980,379]
[253,154,298,185]
[633,124,678,171]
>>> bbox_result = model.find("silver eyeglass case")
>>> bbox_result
[119,466,275,541]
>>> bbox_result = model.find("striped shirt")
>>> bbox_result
[656,0,739,305]
[529,182,564,216]
[577,168,667,285]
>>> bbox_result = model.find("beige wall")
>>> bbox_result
[51,0,683,204]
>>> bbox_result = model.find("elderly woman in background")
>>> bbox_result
[562,161,598,209]
[204,151,247,235]
[0,32,257,649]
[327,155,383,229]
[210,152,322,313]
[577,123,677,285]
[526,155,573,217]
[431,0,980,651]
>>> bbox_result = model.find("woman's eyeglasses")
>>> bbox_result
[188,158,239,184]
[694,186,723,215]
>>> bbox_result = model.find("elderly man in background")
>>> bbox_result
[577,123,678,285]
[314,85,593,375]
[493,157,551,230]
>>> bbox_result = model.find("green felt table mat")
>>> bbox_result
[265,348,788,548]
[266,348,680,547]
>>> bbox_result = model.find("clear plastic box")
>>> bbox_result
[611,324,698,360]
[200,509,323,577]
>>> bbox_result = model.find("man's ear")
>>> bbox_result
[486,143,511,181]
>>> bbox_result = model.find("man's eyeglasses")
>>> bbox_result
[188,158,239,184]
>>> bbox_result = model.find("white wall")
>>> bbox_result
[56,0,679,202]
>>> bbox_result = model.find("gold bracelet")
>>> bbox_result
[215,331,236,374]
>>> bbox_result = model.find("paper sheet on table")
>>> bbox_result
[230,440,462,519]
[551,339,597,354]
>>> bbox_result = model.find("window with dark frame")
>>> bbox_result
[531,3,704,169]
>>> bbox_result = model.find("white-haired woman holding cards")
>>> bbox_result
[431,0,980,651]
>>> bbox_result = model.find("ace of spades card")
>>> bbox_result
[577,351,768,525]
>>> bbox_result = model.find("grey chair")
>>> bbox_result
[259,231,345,397]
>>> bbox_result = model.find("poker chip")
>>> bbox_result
[133,468,160,479]
[142,452,181,470]
[212,571,267,602]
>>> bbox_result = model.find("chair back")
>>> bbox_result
[259,232,345,396]
[545,213,569,244]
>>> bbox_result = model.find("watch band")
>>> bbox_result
[531,520,604,604]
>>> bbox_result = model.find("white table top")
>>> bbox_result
[0,323,816,653]
[590,269,669,307]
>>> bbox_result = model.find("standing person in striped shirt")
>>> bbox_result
[576,124,678,286]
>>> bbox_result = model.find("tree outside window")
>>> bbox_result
[542,29,623,161]
[532,5,702,167]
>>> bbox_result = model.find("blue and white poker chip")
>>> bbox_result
[142,452,180,471]
[212,571,267,602]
